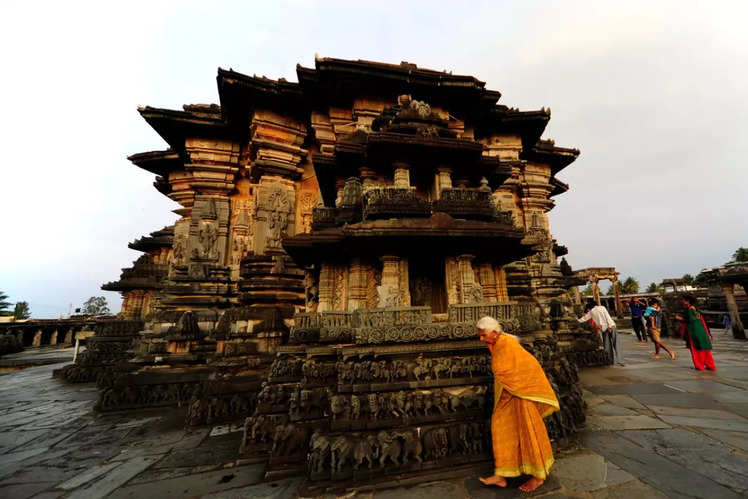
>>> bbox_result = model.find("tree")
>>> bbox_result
[732,247,748,262]
[82,296,110,315]
[682,274,694,285]
[0,291,11,316]
[646,282,658,293]
[13,301,30,320]
[620,276,639,294]
[580,284,593,296]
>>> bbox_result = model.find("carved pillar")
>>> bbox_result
[592,280,601,306]
[612,278,623,318]
[573,286,582,305]
[434,167,452,199]
[360,167,378,191]
[318,263,335,312]
[335,178,346,207]
[722,283,747,339]
[476,263,498,302]
[347,258,370,311]
[494,266,509,302]
[393,162,411,189]
[456,254,483,304]
[64,328,73,345]
[33,329,42,347]
[50,330,58,346]
[378,256,410,307]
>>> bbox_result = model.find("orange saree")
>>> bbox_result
[488,334,559,479]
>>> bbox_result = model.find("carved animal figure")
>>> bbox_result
[308,430,331,474]
[331,435,354,472]
[423,427,448,461]
[398,430,423,465]
[329,394,348,420]
[353,434,377,470]
[377,431,402,468]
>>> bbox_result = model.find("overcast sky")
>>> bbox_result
[1,1,746,317]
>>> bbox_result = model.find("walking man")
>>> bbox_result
[628,297,648,343]
[578,303,625,366]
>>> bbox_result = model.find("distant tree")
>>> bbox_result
[620,277,639,294]
[646,282,659,293]
[0,291,11,316]
[13,301,30,320]
[82,296,110,315]
[682,274,694,285]
[732,247,748,262]
[580,284,593,296]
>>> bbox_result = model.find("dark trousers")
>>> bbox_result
[632,317,647,341]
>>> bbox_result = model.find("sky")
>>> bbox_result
[1,0,746,317]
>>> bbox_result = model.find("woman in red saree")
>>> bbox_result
[476,316,559,493]
[676,294,716,371]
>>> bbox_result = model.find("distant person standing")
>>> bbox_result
[644,300,675,360]
[628,297,648,342]
[578,303,625,366]
[722,314,731,335]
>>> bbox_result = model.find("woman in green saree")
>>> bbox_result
[675,294,716,371]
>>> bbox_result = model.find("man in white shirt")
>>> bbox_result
[578,303,625,366]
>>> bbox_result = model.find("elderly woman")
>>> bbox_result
[477,316,560,493]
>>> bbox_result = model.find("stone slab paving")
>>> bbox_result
[0,331,746,498]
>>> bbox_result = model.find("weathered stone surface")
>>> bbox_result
[66,456,163,499]
[201,477,304,499]
[586,415,671,431]
[549,451,606,492]
[582,431,742,498]
[619,428,748,492]
[107,463,266,499]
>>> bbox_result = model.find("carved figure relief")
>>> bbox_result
[266,187,292,249]
[298,192,316,234]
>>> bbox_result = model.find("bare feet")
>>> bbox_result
[669,351,676,360]
[652,354,660,359]
[619,362,626,367]
[479,475,507,487]
[519,476,545,492]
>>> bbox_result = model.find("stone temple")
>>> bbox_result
[58,57,607,486]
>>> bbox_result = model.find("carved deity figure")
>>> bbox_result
[266,188,291,249]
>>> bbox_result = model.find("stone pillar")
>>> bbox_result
[50,330,58,346]
[393,162,411,189]
[494,266,509,302]
[33,329,42,347]
[456,254,483,304]
[318,263,335,312]
[378,256,410,307]
[360,167,377,191]
[476,263,497,302]
[434,167,452,199]
[573,286,582,305]
[612,278,623,317]
[592,280,601,306]
[347,258,370,311]
[64,329,73,345]
[722,283,747,339]
[335,178,346,206]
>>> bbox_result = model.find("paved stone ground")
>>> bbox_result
[0,331,746,498]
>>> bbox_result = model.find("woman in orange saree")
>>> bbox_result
[477,316,560,492]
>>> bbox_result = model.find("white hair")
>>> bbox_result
[476,316,502,333]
